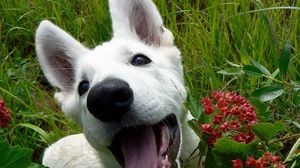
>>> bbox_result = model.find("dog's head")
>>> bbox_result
[36,0,186,167]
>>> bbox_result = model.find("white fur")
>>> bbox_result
[42,134,120,168]
[36,0,198,167]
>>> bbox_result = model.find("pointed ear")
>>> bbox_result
[109,0,174,46]
[35,20,89,92]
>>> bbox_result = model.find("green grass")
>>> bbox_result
[0,0,299,165]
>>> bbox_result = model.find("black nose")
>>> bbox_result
[87,78,133,122]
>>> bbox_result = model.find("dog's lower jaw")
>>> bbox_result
[42,111,199,168]
[108,114,180,168]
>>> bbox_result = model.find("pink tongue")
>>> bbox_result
[121,127,158,168]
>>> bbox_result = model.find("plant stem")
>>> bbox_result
[269,133,300,145]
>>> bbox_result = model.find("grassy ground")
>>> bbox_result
[0,0,299,165]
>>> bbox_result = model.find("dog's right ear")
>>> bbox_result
[35,20,89,92]
[109,0,174,46]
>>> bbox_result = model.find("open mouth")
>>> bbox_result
[109,114,180,168]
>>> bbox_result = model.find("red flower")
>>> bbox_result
[207,136,217,145]
[232,159,243,168]
[202,96,212,107]
[274,162,286,168]
[224,92,235,103]
[200,91,257,146]
[246,156,256,167]
[202,97,214,115]
[212,91,222,101]
[220,122,229,132]
[229,120,240,130]
[255,158,268,168]
[217,98,227,109]
[213,115,223,124]
[212,128,222,138]
[0,99,11,128]
[201,124,213,134]
[271,156,281,163]
[245,132,255,143]
[262,151,272,161]
[246,152,286,168]
[205,106,214,115]
[232,133,246,143]
[230,105,240,115]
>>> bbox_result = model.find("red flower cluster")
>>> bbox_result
[232,159,243,168]
[232,152,285,168]
[0,99,11,128]
[200,91,257,145]
[245,152,285,168]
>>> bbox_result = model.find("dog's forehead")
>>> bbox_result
[75,38,181,83]
[78,39,175,66]
[93,39,157,58]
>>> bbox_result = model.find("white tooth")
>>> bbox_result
[161,128,167,145]
[159,126,171,157]
[161,155,171,168]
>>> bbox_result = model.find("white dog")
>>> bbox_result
[36,0,198,167]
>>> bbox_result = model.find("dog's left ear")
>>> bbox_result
[109,0,174,46]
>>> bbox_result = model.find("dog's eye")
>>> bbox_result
[131,54,151,66]
[78,80,90,96]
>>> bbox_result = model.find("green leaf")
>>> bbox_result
[251,85,284,102]
[249,98,272,122]
[285,152,300,168]
[265,68,279,87]
[187,120,201,138]
[16,123,52,144]
[240,47,250,65]
[250,58,271,76]
[204,149,219,168]
[291,80,300,91]
[0,141,33,168]
[285,138,300,163]
[225,59,242,68]
[217,68,244,76]
[279,40,292,76]
[243,65,263,77]
[214,138,255,156]
[28,163,47,168]
[251,122,286,142]
[291,121,300,129]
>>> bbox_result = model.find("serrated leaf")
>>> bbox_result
[243,65,263,77]
[251,85,284,102]
[279,40,292,76]
[213,138,254,156]
[217,68,244,76]
[0,141,33,168]
[251,122,286,142]
[250,58,271,76]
